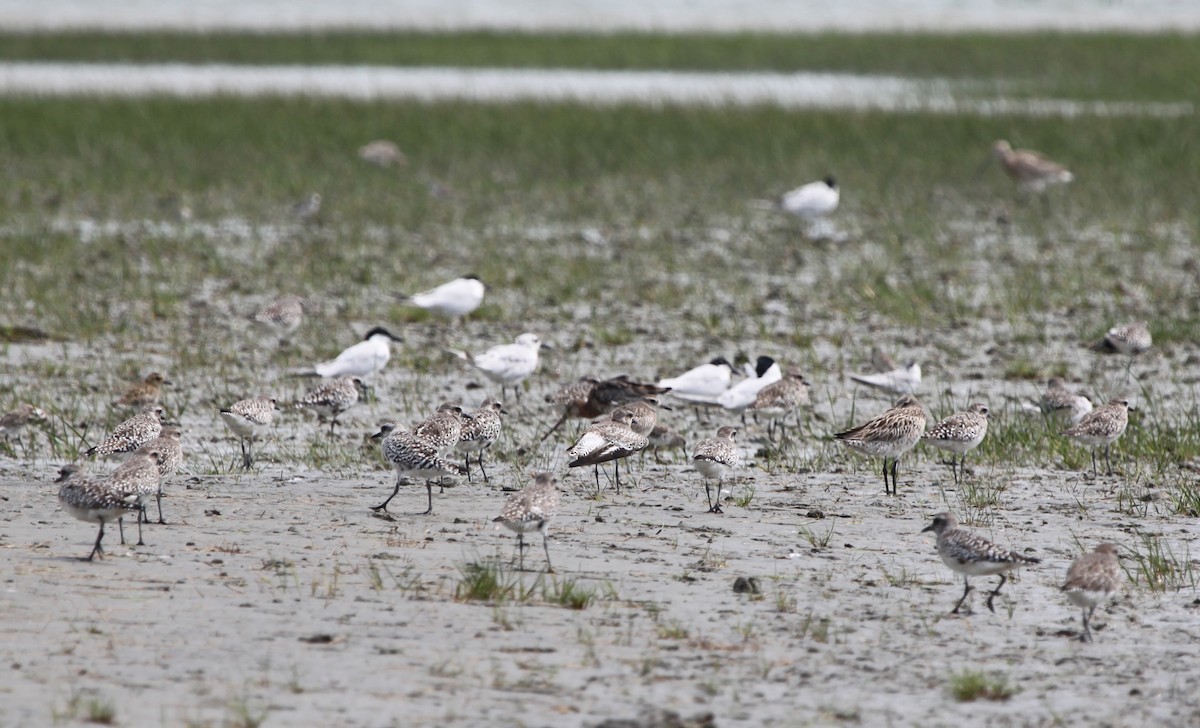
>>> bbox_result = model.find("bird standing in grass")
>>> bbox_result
[922,403,989,485]
[834,394,927,496]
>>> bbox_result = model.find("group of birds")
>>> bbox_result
[23,132,1141,639]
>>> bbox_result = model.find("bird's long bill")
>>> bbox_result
[920,524,935,533]
[540,342,554,350]
[370,430,386,440]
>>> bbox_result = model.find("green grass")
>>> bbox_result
[948,670,1018,702]
[0,30,1197,102]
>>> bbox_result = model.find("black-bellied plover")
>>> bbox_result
[292,327,401,379]
[413,402,470,457]
[692,426,741,513]
[1041,377,1093,426]
[922,403,989,485]
[57,464,141,561]
[658,358,734,404]
[451,333,547,401]
[1063,543,1122,642]
[457,398,504,483]
[399,276,485,321]
[834,394,927,496]
[0,403,46,442]
[137,426,182,524]
[921,512,1041,614]
[495,472,561,572]
[849,361,921,396]
[991,140,1074,193]
[252,295,305,342]
[1090,321,1151,378]
[105,449,164,547]
[113,372,170,409]
[1062,397,1131,476]
[294,378,369,434]
[611,397,661,438]
[86,405,165,459]
[567,409,649,494]
[220,395,278,468]
[358,139,407,168]
[745,367,810,441]
[370,423,466,515]
[718,356,782,415]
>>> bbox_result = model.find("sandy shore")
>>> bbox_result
[2,339,1198,727]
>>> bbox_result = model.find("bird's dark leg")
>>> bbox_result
[241,438,252,470]
[88,521,106,561]
[704,481,713,512]
[712,479,724,513]
[1104,445,1113,476]
[985,574,1008,613]
[593,464,600,494]
[542,527,554,573]
[371,475,402,513]
[156,483,166,525]
[952,576,973,614]
[891,459,900,495]
[540,411,569,442]
[614,459,621,495]
[517,532,525,571]
[1090,449,1098,477]
[478,453,489,483]
[422,481,434,515]
[464,454,473,483]
[136,506,146,546]
[118,517,126,545]
[1081,606,1095,642]
[882,458,892,496]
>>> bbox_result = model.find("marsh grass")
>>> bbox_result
[1123,533,1197,593]
[1,30,1197,103]
[948,670,1018,702]
[454,558,608,608]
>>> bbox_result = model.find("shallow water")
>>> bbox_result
[0,0,1197,31]
[0,62,1192,118]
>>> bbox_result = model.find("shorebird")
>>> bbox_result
[57,464,141,561]
[220,395,279,469]
[718,356,782,415]
[292,192,322,223]
[991,140,1074,194]
[86,405,165,459]
[745,367,810,441]
[0,403,46,442]
[779,176,839,235]
[251,295,305,342]
[105,449,164,548]
[658,358,734,405]
[1062,397,1132,476]
[610,397,661,438]
[451,333,547,401]
[137,426,182,524]
[1040,377,1093,426]
[1063,543,1122,642]
[647,424,687,463]
[567,409,649,494]
[370,423,465,515]
[358,139,407,168]
[1090,321,1151,379]
[399,276,485,321]
[292,327,401,379]
[457,398,505,483]
[922,512,1041,614]
[294,378,369,434]
[542,375,669,440]
[495,473,561,572]
[922,403,989,485]
[113,372,170,409]
[834,394,927,496]
[692,426,741,513]
[849,361,921,396]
